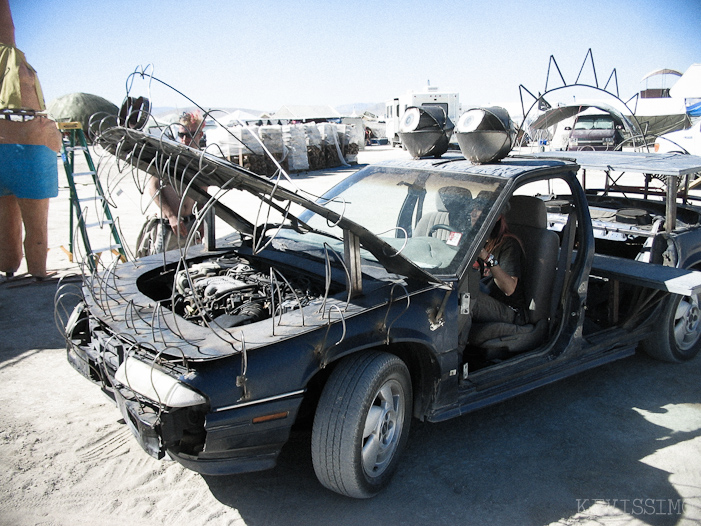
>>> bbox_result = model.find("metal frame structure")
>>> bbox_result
[517,49,650,151]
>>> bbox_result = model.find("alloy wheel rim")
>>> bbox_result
[674,294,701,351]
[361,378,405,478]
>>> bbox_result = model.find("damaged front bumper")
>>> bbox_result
[64,302,303,476]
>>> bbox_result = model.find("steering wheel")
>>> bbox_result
[428,224,453,236]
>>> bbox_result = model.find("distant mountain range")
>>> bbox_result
[335,102,385,117]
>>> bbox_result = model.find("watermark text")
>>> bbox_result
[576,498,686,516]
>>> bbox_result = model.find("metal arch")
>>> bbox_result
[517,48,650,151]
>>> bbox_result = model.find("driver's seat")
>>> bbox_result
[469,195,559,358]
[414,186,472,240]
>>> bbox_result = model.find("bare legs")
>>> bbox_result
[0,194,50,277]
[0,195,22,274]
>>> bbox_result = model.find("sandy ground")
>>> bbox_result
[1,145,700,526]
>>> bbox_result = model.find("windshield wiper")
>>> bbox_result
[267,223,344,243]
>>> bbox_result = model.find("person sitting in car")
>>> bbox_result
[471,211,527,325]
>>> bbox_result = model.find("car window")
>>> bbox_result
[593,118,614,130]
[290,165,506,275]
[574,116,614,131]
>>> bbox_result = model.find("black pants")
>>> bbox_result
[471,289,519,324]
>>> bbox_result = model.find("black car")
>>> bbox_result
[61,126,701,498]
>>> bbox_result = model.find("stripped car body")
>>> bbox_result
[60,125,701,498]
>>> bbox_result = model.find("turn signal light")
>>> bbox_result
[252,411,289,424]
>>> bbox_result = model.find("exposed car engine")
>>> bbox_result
[168,256,323,328]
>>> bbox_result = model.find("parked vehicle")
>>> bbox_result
[655,119,701,155]
[566,113,624,151]
[60,124,701,499]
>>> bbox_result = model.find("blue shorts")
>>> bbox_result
[0,144,59,199]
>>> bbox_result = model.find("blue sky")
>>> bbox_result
[9,0,700,113]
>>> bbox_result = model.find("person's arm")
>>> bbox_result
[479,247,518,296]
[0,0,16,46]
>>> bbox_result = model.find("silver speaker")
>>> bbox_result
[398,106,454,158]
[455,106,515,163]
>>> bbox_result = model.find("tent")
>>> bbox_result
[272,105,341,122]
[529,102,641,137]
[220,109,260,126]
[47,92,119,140]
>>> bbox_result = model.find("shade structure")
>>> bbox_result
[47,92,119,140]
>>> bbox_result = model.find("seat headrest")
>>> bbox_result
[438,186,472,215]
[506,195,547,229]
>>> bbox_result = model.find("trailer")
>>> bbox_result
[385,86,460,147]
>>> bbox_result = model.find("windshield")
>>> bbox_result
[282,164,505,276]
[574,116,615,130]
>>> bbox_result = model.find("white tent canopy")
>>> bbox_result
[670,64,701,99]
[219,109,261,126]
[272,105,341,121]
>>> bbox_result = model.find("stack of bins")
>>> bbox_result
[282,124,309,172]
[258,125,287,175]
[317,122,342,168]
[305,123,324,171]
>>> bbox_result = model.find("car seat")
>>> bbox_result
[469,195,560,358]
[413,186,472,241]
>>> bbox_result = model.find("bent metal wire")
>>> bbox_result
[55,68,411,408]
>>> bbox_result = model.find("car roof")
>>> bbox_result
[372,155,576,179]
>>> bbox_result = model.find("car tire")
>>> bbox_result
[641,292,701,362]
[311,351,412,498]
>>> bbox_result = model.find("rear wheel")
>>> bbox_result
[641,293,701,362]
[311,351,412,498]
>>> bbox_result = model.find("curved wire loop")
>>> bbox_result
[317,304,347,369]
[381,282,410,344]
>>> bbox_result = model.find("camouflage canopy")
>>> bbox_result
[47,92,119,140]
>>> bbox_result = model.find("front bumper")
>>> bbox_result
[113,384,303,475]
[65,304,303,476]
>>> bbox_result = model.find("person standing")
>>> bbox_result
[136,111,206,256]
[146,111,204,237]
[0,0,62,279]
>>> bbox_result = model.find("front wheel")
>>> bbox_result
[311,351,412,498]
[641,293,701,362]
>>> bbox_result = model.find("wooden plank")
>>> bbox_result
[591,253,701,296]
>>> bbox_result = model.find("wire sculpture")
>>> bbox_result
[517,48,651,152]
[54,66,413,400]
